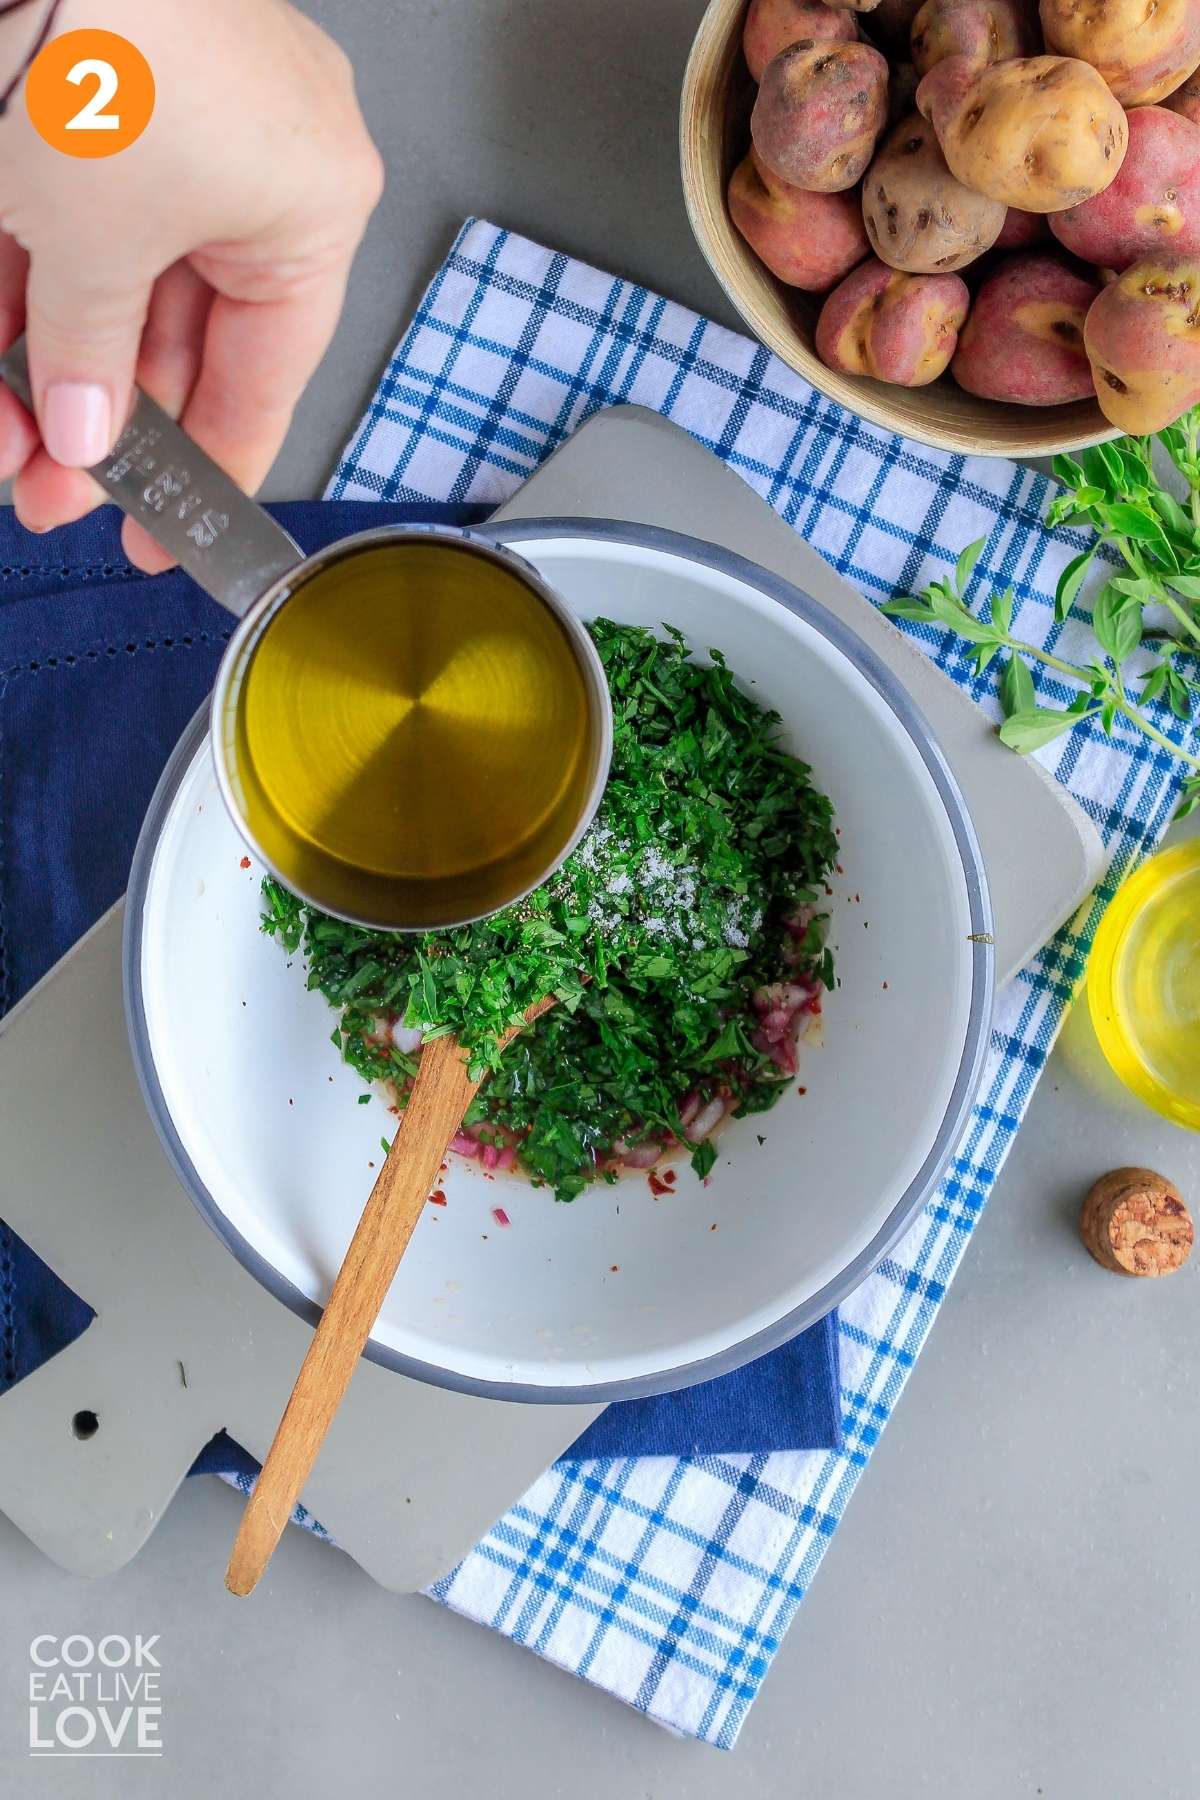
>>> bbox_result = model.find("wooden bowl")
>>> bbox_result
[679,0,1117,460]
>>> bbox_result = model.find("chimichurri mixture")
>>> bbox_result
[262,620,839,1200]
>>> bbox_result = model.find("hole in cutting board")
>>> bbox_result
[71,1409,99,1440]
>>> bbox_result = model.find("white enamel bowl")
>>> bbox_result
[125,522,992,1402]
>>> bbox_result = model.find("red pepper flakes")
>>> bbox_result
[429,1190,447,1206]
[647,1170,672,1198]
[491,1206,510,1227]
[239,856,251,869]
[797,1085,807,1096]
[609,1264,620,1273]
[662,1168,677,1185]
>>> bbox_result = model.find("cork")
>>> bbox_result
[1080,1168,1194,1278]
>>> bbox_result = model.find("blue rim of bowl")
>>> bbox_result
[124,518,994,1405]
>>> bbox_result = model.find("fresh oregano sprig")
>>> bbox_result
[1046,427,1200,654]
[883,412,1200,819]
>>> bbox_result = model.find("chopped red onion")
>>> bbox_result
[686,1096,727,1142]
[619,1139,662,1170]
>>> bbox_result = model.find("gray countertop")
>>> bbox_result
[2,2,1198,1794]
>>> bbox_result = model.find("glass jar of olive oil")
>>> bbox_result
[1088,839,1200,1129]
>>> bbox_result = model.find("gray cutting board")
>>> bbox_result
[493,407,1104,985]
[0,908,602,1588]
[0,406,1102,1588]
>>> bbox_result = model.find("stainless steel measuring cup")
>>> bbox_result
[0,339,612,931]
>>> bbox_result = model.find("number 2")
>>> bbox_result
[64,58,120,131]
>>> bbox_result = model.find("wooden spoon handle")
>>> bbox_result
[225,1032,477,1596]
[225,997,554,1597]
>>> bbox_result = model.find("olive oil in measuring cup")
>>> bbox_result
[221,535,610,930]
[0,338,611,932]
[1088,839,1200,1129]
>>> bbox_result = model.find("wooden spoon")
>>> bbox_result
[225,997,553,1596]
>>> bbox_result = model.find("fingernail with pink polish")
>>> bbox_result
[42,382,112,467]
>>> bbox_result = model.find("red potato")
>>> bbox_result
[1165,72,1200,125]
[815,256,969,382]
[862,113,1005,271]
[729,147,870,289]
[752,39,890,191]
[951,252,1099,402]
[1040,0,1200,107]
[917,55,1128,212]
[910,0,1038,77]
[994,207,1050,250]
[743,0,857,83]
[1084,257,1200,433]
[1050,107,1200,271]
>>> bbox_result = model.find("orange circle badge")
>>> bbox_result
[25,29,154,158]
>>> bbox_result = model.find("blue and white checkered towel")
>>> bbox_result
[321,219,1196,1746]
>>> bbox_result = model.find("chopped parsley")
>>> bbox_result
[262,620,838,1200]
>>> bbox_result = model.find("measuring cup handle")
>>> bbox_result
[0,336,303,618]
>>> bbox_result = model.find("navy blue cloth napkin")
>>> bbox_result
[0,500,841,1466]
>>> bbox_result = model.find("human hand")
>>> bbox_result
[0,0,383,569]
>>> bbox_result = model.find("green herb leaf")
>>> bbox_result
[690,1139,717,1180]
[882,595,936,623]
[1054,547,1095,622]
[989,585,1013,636]
[1104,503,1171,551]
[1167,667,1193,721]
[999,708,1082,753]
[925,584,998,644]
[1176,774,1200,820]
[999,651,1036,719]
[955,538,985,595]
[1093,583,1143,666]
[1152,489,1194,543]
